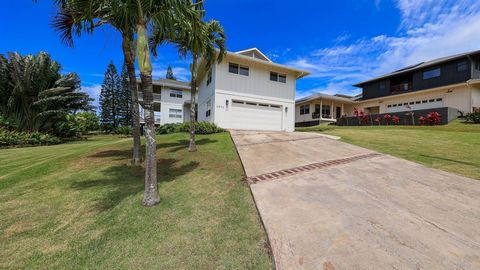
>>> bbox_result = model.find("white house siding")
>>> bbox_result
[349,85,473,115]
[198,64,216,123]
[215,55,296,100]
[214,90,294,131]
[472,86,480,111]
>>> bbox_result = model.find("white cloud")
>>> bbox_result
[290,0,480,97]
[82,84,102,108]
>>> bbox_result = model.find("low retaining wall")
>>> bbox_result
[336,107,458,126]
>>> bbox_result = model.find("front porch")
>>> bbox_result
[295,94,355,127]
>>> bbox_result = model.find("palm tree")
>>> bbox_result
[53,1,142,165]
[0,51,92,132]
[151,1,226,152]
[52,0,199,206]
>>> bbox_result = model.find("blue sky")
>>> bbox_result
[1,0,480,108]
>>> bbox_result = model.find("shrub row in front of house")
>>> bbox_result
[156,121,225,135]
[0,128,62,147]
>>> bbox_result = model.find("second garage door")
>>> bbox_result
[230,100,283,131]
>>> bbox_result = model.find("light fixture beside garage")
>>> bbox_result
[285,107,288,113]
[226,100,229,109]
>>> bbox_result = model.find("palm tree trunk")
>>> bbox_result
[188,56,198,152]
[122,34,142,165]
[137,17,160,207]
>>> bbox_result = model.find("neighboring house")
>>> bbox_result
[195,48,310,132]
[137,79,194,125]
[295,50,480,127]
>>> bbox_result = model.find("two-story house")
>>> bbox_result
[295,50,480,127]
[196,48,309,131]
[137,79,193,125]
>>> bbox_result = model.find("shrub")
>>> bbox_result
[426,112,442,125]
[195,121,225,134]
[465,111,480,123]
[0,128,61,147]
[156,123,182,135]
[392,115,400,124]
[383,114,392,125]
[156,121,224,135]
[116,126,132,136]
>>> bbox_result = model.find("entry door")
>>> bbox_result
[336,107,341,118]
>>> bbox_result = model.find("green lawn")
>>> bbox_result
[0,134,273,269]
[298,121,480,180]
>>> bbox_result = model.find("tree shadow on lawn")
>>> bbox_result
[419,154,478,167]
[156,138,218,152]
[71,158,199,212]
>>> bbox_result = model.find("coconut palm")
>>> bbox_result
[52,0,199,206]
[151,1,226,152]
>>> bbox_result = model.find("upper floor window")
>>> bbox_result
[206,100,211,117]
[379,81,386,90]
[170,89,183,98]
[207,70,212,86]
[299,104,310,115]
[229,63,249,76]
[457,61,467,72]
[270,72,287,83]
[423,67,441,80]
[169,108,182,118]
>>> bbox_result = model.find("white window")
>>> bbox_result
[423,67,441,80]
[169,89,183,98]
[270,72,287,83]
[229,63,249,76]
[299,104,309,115]
[207,70,212,86]
[457,61,467,72]
[169,109,182,118]
[205,100,211,117]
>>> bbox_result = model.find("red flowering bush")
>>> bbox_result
[418,115,427,125]
[426,112,441,125]
[392,115,400,124]
[374,117,381,125]
[383,114,392,125]
[361,114,369,125]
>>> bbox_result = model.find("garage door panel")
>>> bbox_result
[231,101,282,131]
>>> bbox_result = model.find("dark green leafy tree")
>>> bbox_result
[119,64,132,126]
[0,51,92,132]
[165,64,176,80]
[99,62,121,131]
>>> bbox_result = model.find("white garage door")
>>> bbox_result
[230,100,283,131]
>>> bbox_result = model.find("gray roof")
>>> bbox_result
[296,93,357,104]
[353,50,480,87]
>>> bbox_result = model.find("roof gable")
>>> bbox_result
[235,48,272,62]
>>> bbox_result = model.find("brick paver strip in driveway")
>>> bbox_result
[230,130,480,270]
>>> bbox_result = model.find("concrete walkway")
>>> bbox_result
[230,130,480,270]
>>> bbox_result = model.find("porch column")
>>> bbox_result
[331,101,334,120]
[341,103,344,116]
[320,99,323,120]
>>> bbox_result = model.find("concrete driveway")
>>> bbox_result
[230,130,480,270]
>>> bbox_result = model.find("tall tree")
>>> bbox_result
[53,0,143,165]
[119,64,133,126]
[99,62,121,131]
[165,64,176,80]
[52,0,200,206]
[0,51,92,132]
[152,1,226,152]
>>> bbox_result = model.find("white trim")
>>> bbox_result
[216,89,295,104]
[235,47,273,62]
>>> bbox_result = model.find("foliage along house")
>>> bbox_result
[138,48,310,131]
[295,50,480,126]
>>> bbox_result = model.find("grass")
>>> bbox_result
[0,133,273,269]
[297,120,480,180]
